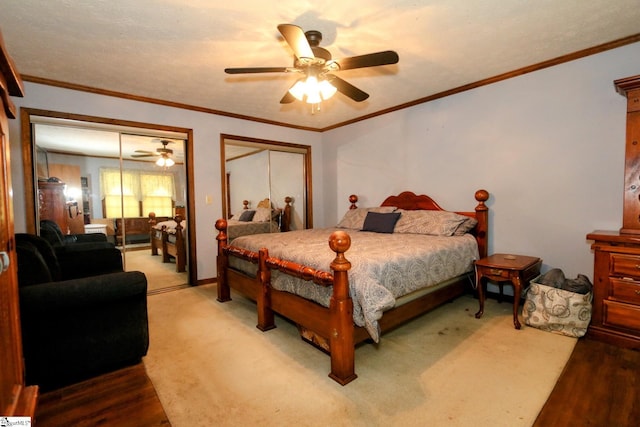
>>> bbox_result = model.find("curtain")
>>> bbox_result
[140,173,175,198]
[100,168,141,199]
[100,168,175,218]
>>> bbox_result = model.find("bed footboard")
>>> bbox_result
[215,219,357,385]
[149,213,187,272]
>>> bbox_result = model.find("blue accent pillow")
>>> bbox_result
[238,210,256,222]
[362,211,401,233]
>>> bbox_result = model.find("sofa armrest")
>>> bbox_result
[19,271,146,311]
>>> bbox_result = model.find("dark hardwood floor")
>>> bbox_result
[34,337,640,426]
[534,337,640,426]
[35,363,170,427]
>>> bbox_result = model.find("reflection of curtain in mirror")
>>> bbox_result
[141,173,175,217]
[100,168,140,217]
[100,169,176,218]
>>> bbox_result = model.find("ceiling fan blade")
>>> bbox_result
[335,50,399,71]
[280,91,296,104]
[278,24,314,60]
[225,67,290,74]
[326,75,369,102]
[131,154,155,158]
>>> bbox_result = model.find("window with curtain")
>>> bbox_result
[140,173,175,217]
[100,168,175,218]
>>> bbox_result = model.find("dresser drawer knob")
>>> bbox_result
[635,290,640,295]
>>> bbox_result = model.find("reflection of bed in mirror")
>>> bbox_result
[226,197,292,240]
[149,206,187,272]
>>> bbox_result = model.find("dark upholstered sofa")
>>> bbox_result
[15,233,150,391]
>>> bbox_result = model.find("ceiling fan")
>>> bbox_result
[224,24,399,106]
[132,139,175,166]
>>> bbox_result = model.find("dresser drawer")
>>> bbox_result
[610,278,640,305]
[603,300,640,332]
[610,254,640,279]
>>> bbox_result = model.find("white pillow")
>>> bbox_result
[252,207,272,222]
[394,210,473,236]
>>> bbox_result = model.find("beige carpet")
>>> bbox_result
[123,249,188,292]
[144,285,577,427]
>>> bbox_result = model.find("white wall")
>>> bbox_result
[8,84,324,281]
[323,41,640,281]
[226,150,270,215]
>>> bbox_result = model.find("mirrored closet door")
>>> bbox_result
[221,134,312,232]
[22,109,195,290]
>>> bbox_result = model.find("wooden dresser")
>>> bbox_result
[587,231,640,349]
[586,75,640,349]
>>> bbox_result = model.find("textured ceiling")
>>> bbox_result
[1,0,640,131]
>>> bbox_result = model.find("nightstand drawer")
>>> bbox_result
[610,254,640,279]
[610,278,640,305]
[484,268,510,279]
[603,300,640,332]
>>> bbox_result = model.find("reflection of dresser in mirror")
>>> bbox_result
[38,163,85,234]
[38,180,69,234]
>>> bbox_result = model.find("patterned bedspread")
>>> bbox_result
[227,219,280,240]
[228,228,479,341]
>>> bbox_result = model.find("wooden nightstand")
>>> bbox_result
[474,254,542,329]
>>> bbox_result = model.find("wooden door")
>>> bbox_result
[0,29,38,417]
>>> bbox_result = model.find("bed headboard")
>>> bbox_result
[380,191,445,211]
[379,190,489,258]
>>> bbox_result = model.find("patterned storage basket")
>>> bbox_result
[522,278,593,338]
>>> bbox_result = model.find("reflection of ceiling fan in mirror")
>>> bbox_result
[132,139,175,167]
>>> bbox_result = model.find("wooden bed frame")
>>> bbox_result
[214,190,489,385]
[149,212,187,273]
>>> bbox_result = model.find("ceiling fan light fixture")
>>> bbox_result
[305,76,323,104]
[288,76,337,104]
[318,79,337,100]
[288,79,307,101]
[156,155,175,167]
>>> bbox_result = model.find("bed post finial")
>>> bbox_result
[474,189,490,258]
[348,195,358,210]
[475,189,489,204]
[282,197,292,232]
[215,218,231,302]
